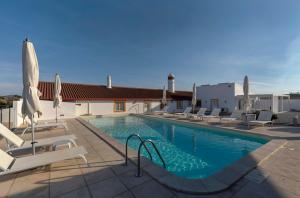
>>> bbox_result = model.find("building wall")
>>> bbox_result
[289,99,300,111]
[167,100,191,113]
[11,99,191,127]
[75,100,163,116]
[196,83,236,112]
[235,95,290,113]
[75,102,89,116]
[38,100,77,120]
[0,107,14,128]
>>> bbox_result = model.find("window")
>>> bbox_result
[114,101,126,112]
[176,101,183,109]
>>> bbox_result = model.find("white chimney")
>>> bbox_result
[168,73,175,93]
[107,75,112,89]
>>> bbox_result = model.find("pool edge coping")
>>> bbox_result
[76,117,287,194]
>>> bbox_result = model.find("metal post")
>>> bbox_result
[31,115,36,155]
[136,142,143,177]
[8,107,11,129]
[125,134,152,166]
[0,108,2,123]
[136,140,166,177]
[56,106,58,123]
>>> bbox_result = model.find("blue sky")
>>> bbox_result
[1,0,300,95]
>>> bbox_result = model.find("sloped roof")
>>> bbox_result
[38,81,192,102]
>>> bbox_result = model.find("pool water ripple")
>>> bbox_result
[86,115,268,179]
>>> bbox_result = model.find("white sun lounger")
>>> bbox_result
[173,107,192,118]
[221,110,242,122]
[0,146,87,175]
[248,111,273,128]
[0,123,78,153]
[201,108,221,120]
[189,108,207,120]
[21,118,68,136]
[153,106,169,115]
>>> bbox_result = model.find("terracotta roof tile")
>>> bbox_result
[38,81,192,102]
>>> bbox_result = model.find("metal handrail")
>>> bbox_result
[125,134,153,166]
[136,139,166,177]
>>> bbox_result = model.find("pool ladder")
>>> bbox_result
[124,133,166,177]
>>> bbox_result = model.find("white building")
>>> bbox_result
[11,74,191,127]
[196,83,243,112]
[197,82,290,113]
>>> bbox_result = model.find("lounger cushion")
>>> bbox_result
[1,146,87,175]
[0,123,24,147]
[249,120,272,125]
[257,111,272,121]
[21,134,77,149]
[0,149,14,171]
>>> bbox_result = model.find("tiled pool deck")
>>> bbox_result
[0,117,299,198]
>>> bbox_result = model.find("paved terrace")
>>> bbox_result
[0,118,299,198]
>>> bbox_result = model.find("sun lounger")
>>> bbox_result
[0,123,78,153]
[0,146,87,175]
[152,106,169,115]
[173,107,192,117]
[20,117,68,136]
[189,108,207,120]
[221,110,242,122]
[248,111,273,128]
[201,108,221,120]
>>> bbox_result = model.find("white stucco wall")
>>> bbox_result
[38,100,77,120]
[10,98,191,127]
[76,100,162,116]
[235,95,290,113]
[166,100,191,113]
[197,83,236,112]
[0,107,14,127]
[289,99,300,111]
[11,99,77,127]
[75,102,89,116]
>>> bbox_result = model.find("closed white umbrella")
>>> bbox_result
[21,38,42,155]
[192,83,197,113]
[243,75,250,113]
[53,73,62,123]
[162,86,167,107]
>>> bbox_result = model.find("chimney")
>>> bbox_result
[168,73,175,93]
[107,75,112,89]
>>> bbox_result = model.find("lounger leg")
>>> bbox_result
[69,139,78,147]
[52,139,78,150]
[79,154,88,164]
[64,123,69,131]
[21,127,29,137]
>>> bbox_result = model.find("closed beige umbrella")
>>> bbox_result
[192,83,197,113]
[53,73,62,123]
[162,86,167,107]
[243,75,250,113]
[21,38,42,155]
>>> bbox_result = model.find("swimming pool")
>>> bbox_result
[86,115,269,179]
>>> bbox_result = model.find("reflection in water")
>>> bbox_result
[171,125,175,143]
[193,135,197,152]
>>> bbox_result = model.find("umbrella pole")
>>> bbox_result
[31,115,36,155]
[56,106,58,123]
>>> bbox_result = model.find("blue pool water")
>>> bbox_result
[86,115,269,179]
